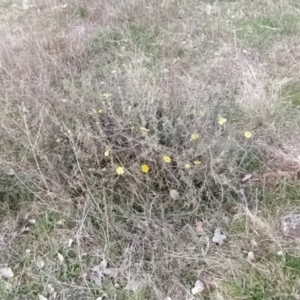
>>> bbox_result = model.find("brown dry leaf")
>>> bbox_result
[19,226,30,234]
[229,205,240,214]
[198,271,216,294]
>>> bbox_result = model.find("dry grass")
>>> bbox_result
[1,0,300,299]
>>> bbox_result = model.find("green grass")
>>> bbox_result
[0,174,34,213]
[282,81,300,107]
[227,274,281,300]
[284,253,300,277]
[74,5,88,19]
[236,14,300,49]
[87,22,166,78]
[224,253,300,299]
[236,148,265,173]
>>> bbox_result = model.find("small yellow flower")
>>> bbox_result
[103,93,112,98]
[141,164,149,173]
[104,150,110,157]
[116,166,125,175]
[185,163,191,169]
[193,160,201,165]
[139,127,150,132]
[163,156,172,163]
[244,131,253,139]
[218,117,227,125]
[97,109,103,114]
[190,133,199,141]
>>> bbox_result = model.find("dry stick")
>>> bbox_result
[68,133,107,293]
[21,104,49,191]
[74,199,94,295]
[68,131,103,215]
[208,145,282,247]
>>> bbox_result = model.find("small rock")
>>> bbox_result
[247,251,255,263]
[277,250,284,256]
[279,214,300,238]
[169,189,179,200]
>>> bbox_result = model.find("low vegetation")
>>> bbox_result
[1,0,300,299]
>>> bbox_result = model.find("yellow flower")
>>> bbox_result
[244,131,253,139]
[139,127,150,132]
[218,117,227,125]
[103,93,112,98]
[116,166,125,175]
[104,150,110,157]
[193,160,201,165]
[185,163,191,169]
[141,164,149,173]
[163,156,172,163]
[190,133,199,141]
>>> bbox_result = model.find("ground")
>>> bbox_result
[1,0,300,299]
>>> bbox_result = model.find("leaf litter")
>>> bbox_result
[36,256,45,269]
[241,174,252,183]
[191,279,204,295]
[57,252,64,263]
[195,220,205,234]
[90,259,118,287]
[125,279,141,292]
[0,267,13,278]
[212,228,226,246]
